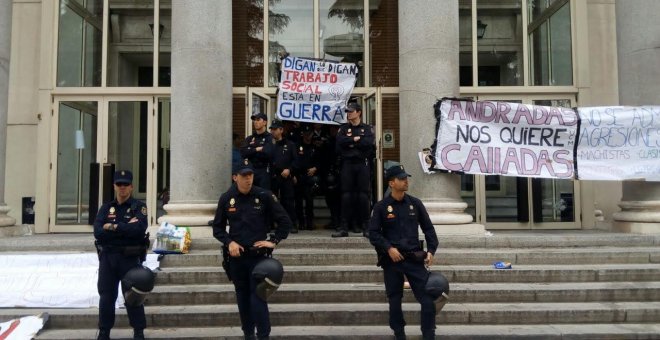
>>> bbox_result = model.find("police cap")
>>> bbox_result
[344,102,362,113]
[251,112,267,121]
[385,165,411,181]
[269,119,284,129]
[233,159,255,175]
[114,170,133,185]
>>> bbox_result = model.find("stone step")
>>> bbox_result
[147,282,660,305]
[6,302,660,329]
[34,323,660,340]
[3,232,659,252]
[156,264,660,285]
[157,247,660,267]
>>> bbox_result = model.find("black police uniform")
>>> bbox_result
[93,171,148,339]
[270,132,297,232]
[212,173,291,340]
[368,179,439,340]
[293,129,320,230]
[241,130,274,190]
[335,119,375,235]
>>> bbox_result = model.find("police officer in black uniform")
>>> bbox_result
[332,102,375,237]
[369,165,439,340]
[212,160,292,340]
[93,170,149,340]
[293,124,319,231]
[241,112,274,189]
[269,119,298,233]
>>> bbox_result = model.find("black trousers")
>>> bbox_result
[253,167,271,189]
[271,174,296,225]
[339,160,370,230]
[382,259,436,338]
[295,175,314,228]
[229,255,271,338]
[97,251,146,331]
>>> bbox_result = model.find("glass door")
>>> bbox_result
[363,89,384,200]
[104,98,156,225]
[51,100,99,230]
[51,96,159,232]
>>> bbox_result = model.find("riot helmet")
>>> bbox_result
[425,271,450,300]
[252,258,284,301]
[121,266,156,307]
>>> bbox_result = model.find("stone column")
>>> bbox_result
[612,0,660,234]
[160,0,232,237]
[0,0,17,231]
[398,0,482,235]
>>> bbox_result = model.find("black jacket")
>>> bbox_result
[369,194,438,255]
[212,184,291,247]
[93,197,148,247]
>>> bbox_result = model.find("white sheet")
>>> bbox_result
[0,253,159,308]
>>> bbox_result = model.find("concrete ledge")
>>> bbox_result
[0,224,33,237]
[613,221,660,234]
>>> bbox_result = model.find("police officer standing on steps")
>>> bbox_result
[241,112,274,189]
[293,125,319,231]
[212,159,292,340]
[93,170,149,340]
[369,165,439,340]
[332,102,375,238]
[269,119,298,233]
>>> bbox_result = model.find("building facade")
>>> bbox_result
[0,0,657,236]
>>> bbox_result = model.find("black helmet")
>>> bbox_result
[425,271,450,300]
[121,266,156,307]
[252,258,284,301]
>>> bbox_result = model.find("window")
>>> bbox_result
[528,0,573,85]
[56,0,171,88]
[458,0,573,87]
[232,0,397,88]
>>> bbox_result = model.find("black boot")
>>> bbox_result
[394,330,406,340]
[133,329,145,340]
[244,333,257,340]
[332,220,349,237]
[97,329,110,340]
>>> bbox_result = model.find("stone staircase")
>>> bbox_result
[2,231,660,339]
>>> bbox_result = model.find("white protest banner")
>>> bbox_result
[277,56,357,125]
[433,99,578,179]
[576,106,660,181]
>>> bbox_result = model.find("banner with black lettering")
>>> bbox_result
[433,99,578,179]
[277,56,358,125]
[577,106,660,181]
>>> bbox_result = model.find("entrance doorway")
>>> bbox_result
[241,88,384,228]
[50,96,170,232]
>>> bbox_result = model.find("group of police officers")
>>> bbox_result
[239,102,375,236]
[93,103,443,340]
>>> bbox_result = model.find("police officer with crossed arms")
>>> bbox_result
[212,159,292,340]
[93,170,149,340]
[241,112,274,189]
[332,102,375,237]
[369,165,439,340]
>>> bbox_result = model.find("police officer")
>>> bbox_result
[293,124,319,231]
[368,165,439,340]
[269,119,298,233]
[241,112,274,189]
[212,159,292,340]
[332,102,375,237]
[93,170,148,340]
